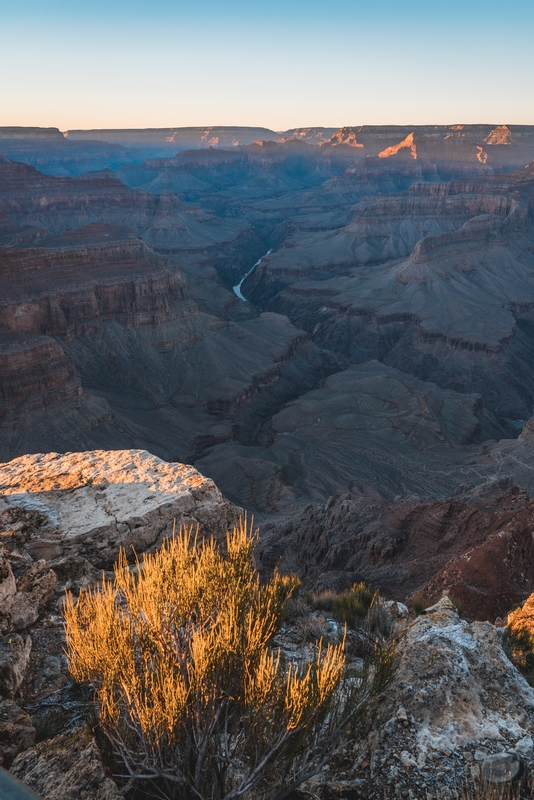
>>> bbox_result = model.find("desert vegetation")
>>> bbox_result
[64,520,396,800]
[504,595,534,686]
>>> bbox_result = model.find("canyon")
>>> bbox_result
[3,124,534,620]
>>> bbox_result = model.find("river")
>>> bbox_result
[233,249,272,302]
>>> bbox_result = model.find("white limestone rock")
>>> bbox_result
[0,449,240,566]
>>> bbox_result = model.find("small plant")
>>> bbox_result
[332,582,376,629]
[64,520,396,800]
[296,612,335,644]
[284,593,308,621]
[307,588,337,612]
[449,594,465,618]
[413,594,430,616]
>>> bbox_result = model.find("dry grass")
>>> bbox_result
[65,519,391,800]
[307,588,338,612]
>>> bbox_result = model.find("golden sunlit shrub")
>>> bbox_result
[65,520,395,800]
[504,593,534,685]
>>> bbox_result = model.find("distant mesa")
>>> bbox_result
[321,127,365,148]
[484,124,513,145]
[378,132,417,159]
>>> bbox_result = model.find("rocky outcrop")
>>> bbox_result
[0,224,189,336]
[0,700,35,767]
[319,124,534,171]
[255,484,534,621]
[0,449,240,567]
[0,448,240,789]
[329,597,534,799]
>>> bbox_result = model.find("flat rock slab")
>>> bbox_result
[0,450,239,566]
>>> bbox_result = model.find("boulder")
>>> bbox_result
[341,596,534,799]
[0,450,240,567]
[10,727,122,800]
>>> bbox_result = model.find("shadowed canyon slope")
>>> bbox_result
[3,125,534,619]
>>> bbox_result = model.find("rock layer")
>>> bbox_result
[256,484,534,621]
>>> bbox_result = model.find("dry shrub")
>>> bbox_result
[504,593,534,686]
[64,520,395,800]
[307,589,338,612]
[295,613,334,644]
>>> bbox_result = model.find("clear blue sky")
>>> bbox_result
[1,0,533,130]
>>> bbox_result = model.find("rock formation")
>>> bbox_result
[0,449,239,567]
[0,446,533,798]
[4,126,534,675]
[313,597,534,799]
[10,728,122,799]
[256,482,534,621]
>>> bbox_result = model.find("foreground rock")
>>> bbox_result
[10,728,121,800]
[0,634,32,697]
[308,597,534,799]
[0,449,240,566]
[0,699,35,766]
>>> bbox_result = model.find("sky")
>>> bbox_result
[1,0,534,130]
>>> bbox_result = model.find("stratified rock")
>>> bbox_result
[0,449,240,566]
[10,728,121,799]
[255,485,534,620]
[0,699,35,766]
[0,634,31,698]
